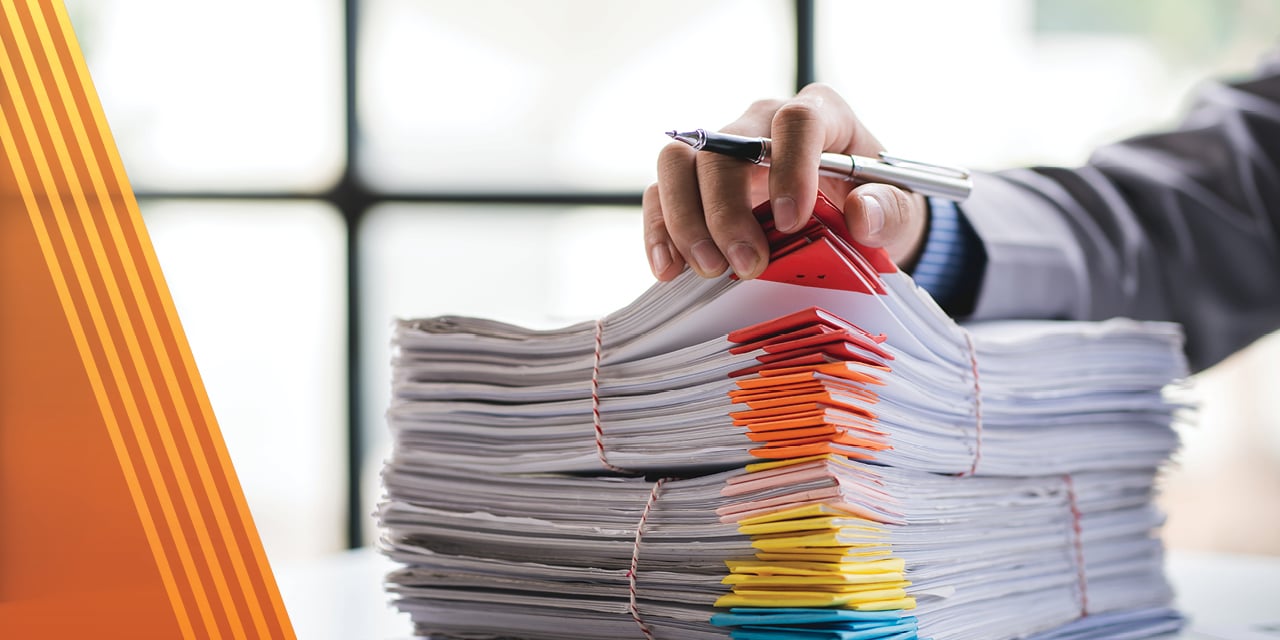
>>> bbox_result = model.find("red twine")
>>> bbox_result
[592,319,629,474]
[959,329,984,477]
[1063,474,1089,617]
[627,478,667,640]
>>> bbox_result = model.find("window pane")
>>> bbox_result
[816,0,1280,555]
[358,203,655,541]
[815,0,1278,168]
[66,0,344,191]
[358,0,794,192]
[142,200,347,564]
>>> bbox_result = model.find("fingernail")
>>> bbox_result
[861,195,885,236]
[649,242,672,275]
[690,239,727,275]
[773,196,798,232]
[727,242,761,278]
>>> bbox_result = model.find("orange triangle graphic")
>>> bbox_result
[0,1,295,637]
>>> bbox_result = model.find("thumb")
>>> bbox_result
[842,184,929,267]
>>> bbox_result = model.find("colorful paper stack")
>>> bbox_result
[379,194,1189,639]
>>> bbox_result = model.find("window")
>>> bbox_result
[69,0,1280,568]
[68,0,802,559]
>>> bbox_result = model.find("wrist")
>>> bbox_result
[911,197,984,315]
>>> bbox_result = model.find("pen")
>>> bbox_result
[666,129,972,202]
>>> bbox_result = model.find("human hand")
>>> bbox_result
[643,83,929,281]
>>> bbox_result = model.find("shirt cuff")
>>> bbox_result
[911,197,986,316]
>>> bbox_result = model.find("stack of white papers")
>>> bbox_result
[379,194,1189,640]
[392,312,1183,477]
[382,461,1178,639]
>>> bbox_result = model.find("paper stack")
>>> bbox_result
[379,194,1189,640]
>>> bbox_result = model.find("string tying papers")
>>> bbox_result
[628,478,667,640]
[959,328,984,477]
[592,319,630,474]
[380,193,1189,639]
[1063,474,1089,617]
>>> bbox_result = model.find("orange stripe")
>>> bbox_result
[33,1,276,634]
[0,20,195,640]
[45,1,295,635]
[17,3,260,636]
[0,2,216,636]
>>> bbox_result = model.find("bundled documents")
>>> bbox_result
[379,194,1189,639]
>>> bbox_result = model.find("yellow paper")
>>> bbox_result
[751,531,886,550]
[714,587,912,609]
[852,597,917,611]
[726,557,905,576]
[724,574,909,588]
[743,453,835,474]
[755,548,893,563]
[739,516,885,536]
[738,503,871,526]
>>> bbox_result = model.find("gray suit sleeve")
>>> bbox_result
[960,57,1280,372]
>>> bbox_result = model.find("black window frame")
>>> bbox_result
[134,0,818,549]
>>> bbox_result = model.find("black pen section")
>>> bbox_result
[670,129,768,164]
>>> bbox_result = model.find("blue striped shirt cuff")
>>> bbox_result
[912,197,983,313]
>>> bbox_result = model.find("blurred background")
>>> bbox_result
[63,0,1280,572]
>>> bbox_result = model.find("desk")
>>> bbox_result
[275,549,1280,639]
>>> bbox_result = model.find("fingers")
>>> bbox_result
[649,100,779,280]
[767,90,835,233]
[695,156,769,278]
[655,141,727,278]
[646,83,896,280]
[768,84,876,233]
[842,184,930,266]
[642,183,684,281]
[693,102,776,279]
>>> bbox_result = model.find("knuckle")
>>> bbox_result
[645,219,670,242]
[773,100,820,127]
[657,142,694,174]
[703,201,742,230]
[694,152,744,182]
[645,220,669,241]
[703,201,755,242]
[726,99,785,136]
[797,81,833,96]
[746,98,785,116]
[797,82,845,110]
[642,193,667,235]
[661,202,704,239]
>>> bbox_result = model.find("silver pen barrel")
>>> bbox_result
[816,153,973,201]
[669,130,973,201]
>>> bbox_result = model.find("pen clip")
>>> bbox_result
[877,152,970,179]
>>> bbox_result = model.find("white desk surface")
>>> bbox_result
[275,548,1280,639]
